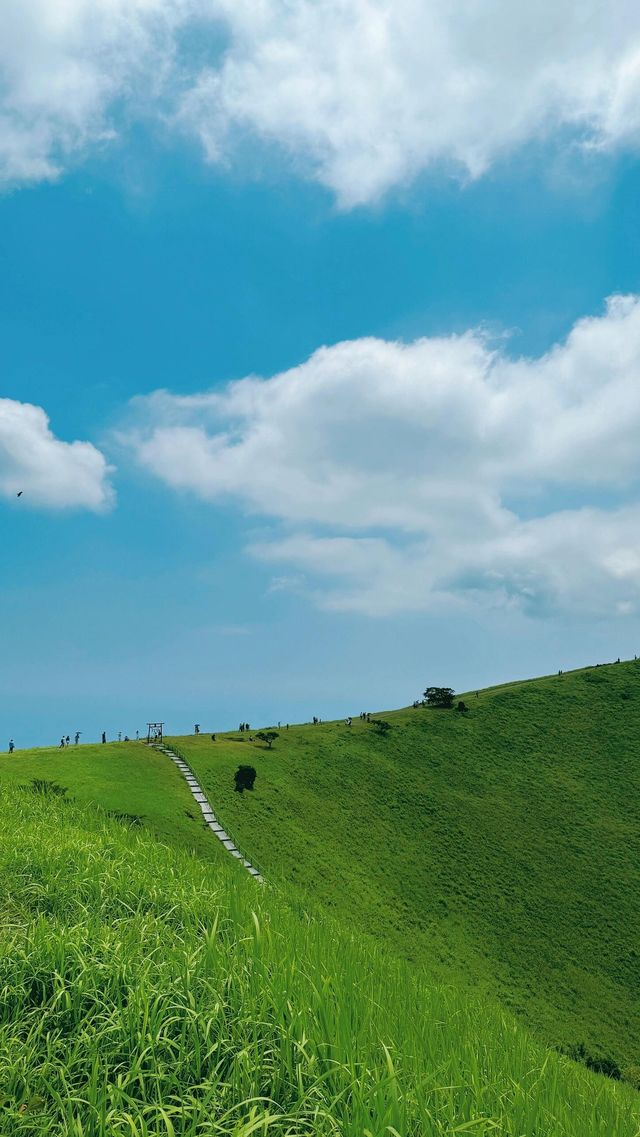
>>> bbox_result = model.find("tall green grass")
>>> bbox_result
[2,785,638,1136]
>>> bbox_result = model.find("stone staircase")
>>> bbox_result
[152,743,264,884]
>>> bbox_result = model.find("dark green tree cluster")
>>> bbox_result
[423,687,455,708]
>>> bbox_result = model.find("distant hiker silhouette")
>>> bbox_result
[234,765,257,793]
[101,731,106,744]
[8,739,14,753]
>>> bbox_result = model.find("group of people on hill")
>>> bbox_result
[7,729,141,751]
[238,721,251,732]
[53,729,138,749]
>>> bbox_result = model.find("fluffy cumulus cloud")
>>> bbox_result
[0,399,114,510]
[4,1,640,202]
[125,295,640,616]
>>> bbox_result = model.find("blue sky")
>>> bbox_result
[2,2,640,746]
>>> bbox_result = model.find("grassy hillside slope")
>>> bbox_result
[0,742,226,866]
[1,784,638,1136]
[170,660,640,1074]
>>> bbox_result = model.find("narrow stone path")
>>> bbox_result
[152,744,265,883]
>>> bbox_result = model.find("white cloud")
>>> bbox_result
[0,0,193,185]
[124,294,640,615]
[0,398,114,510]
[180,0,640,205]
[250,507,640,617]
[4,2,640,202]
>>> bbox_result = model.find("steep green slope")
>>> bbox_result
[0,741,225,865]
[1,784,638,1136]
[170,660,640,1075]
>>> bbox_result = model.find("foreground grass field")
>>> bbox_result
[169,660,640,1076]
[1,785,639,1136]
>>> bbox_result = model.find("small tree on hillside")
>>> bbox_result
[423,687,455,709]
[234,765,257,793]
[370,719,391,736]
[255,730,279,749]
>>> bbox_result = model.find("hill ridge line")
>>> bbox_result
[151,743,265,884]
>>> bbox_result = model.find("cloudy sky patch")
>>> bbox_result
[3,1,640,741]
[3,2,640,203]
[124,295,640,614]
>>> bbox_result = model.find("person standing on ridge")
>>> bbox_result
[101,731,106,744]
[8,739,14,753]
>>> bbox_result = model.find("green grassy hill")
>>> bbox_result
[1,784,638,1135]
[168,660,640,1077]
[0,741,227,867]
[1,659,638,1129]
